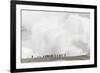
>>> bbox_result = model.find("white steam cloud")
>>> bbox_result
[22,11,90,58]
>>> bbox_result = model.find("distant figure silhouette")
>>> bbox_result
[32,56,33,58]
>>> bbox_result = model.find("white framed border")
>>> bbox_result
[15,4,95,69]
